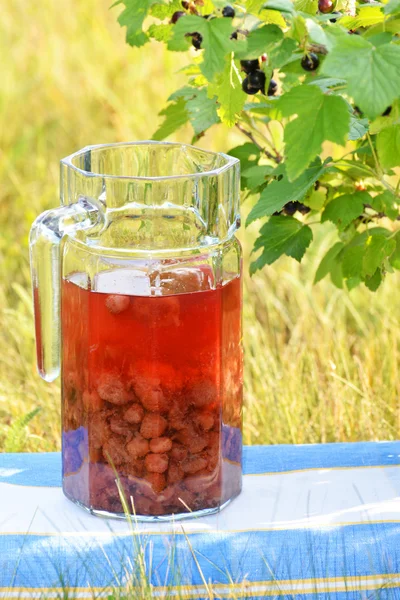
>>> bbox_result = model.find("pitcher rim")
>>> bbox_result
[61,140,239,182]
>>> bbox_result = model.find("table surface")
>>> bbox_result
[1,442,400,599]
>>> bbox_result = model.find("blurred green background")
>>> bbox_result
[1,0,399,452]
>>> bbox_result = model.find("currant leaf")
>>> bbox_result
[278,85,350,181]
[322,36,400,118]
[250,216,313,273]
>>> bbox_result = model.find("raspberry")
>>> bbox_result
[167,463,185,484]
[193,410,215,431]
[150,437,173,453]
[97,373,133,406]
[124,458,145,478]
[176,426,209,454]
[170,443,188,462]
[105,294,130,314]
[103,437,128,466]
[82,390,103,412]
[89,411,108,450]
[109,416,134,437]
[140,413,168,439]
[137,385,169,413]
[145,472,166,493]
[124,403,144,424]
[189,380,216,408]
[145,453,169,473]
[182,456,208,474]
[168,403,187,430]
[126,435,149,458]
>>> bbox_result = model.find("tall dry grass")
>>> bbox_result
[1,0,399,451]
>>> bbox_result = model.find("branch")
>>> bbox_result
[235,123,281,163]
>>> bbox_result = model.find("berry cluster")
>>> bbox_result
[241,60,277,96]
[275,202,311,216]
[171,4,235,50]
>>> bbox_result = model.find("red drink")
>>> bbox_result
[61,268,242,518]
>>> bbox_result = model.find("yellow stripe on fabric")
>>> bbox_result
[3,573,400,598]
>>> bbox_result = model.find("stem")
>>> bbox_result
[235,123,280,163]
[367,132,383,178]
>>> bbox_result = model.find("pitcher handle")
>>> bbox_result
[29,198,100,382]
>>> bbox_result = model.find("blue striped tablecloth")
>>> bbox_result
[1,443,400,599]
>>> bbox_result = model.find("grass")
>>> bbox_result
[1,0,400,452]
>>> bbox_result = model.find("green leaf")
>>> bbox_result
[389,231,400,269]
[340,6,385,29]
[370,191,399,220]
[246,160,326,224]
[314,242,344,283]
[251,216,312,273]
[150,0,182,18]
[152,97,189,140]
[278,85,350,181]
[349,113,369,141]
[242,165,274,188]
[342,245,364,279]
[295,0,317,13]
[384,0,400,15]
[115,0,156,47]
[228,143,261,170]
[186,89,219,134]
[147,23,173,42]
[321,36,400,118]
[237,24,283,59]
[305,18,331,46]
[269,38,298,68]
[321,192,366,230]
[377,124,400,169]
[365,269,382,291]
[305,188,326,210]
[362,234,396,276]
[208,56,245,126]
[262,0,296,13]
[169,15,235,81]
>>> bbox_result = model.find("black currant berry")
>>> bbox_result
[240,59,259,74]
[329,11,340,21]
[297,203,311,215]
[268,79,278,96]
[222,5,235,17]
[283,202,299,216]
[248,69,266,94]
[231,30,238,39]
[382,106,392,116]
[318,0,335,13]
[171,10,186,23]
[301,53,320,72]
[191,32,203,49]
[242,77,258,95]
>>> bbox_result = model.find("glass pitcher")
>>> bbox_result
[30,141,243,521]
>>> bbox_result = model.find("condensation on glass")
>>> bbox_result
[30,141,243,520]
